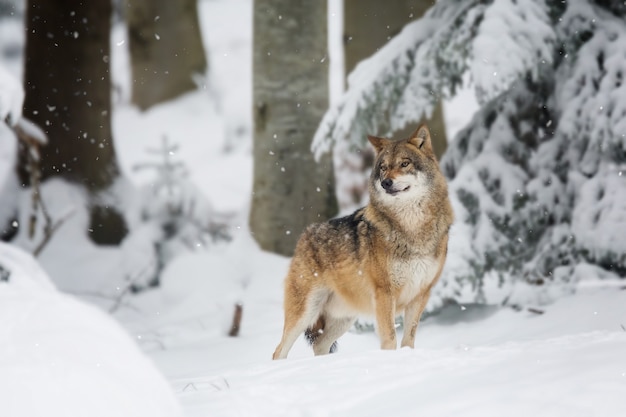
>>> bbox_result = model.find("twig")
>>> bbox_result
[109,260,157,313]
[527,307,545,315]
[108,284,135,314]
[228,303,243,337]
[33,206,76,257]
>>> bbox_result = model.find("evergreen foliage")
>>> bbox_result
[313,0,626,309]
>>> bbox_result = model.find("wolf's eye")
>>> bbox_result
[380,165,388,172]
[401,161,410,168]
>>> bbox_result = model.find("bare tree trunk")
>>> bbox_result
[23,0,118,190]
[125,0,207,110]
[22,0,127,245]
[250,0,338,256]
[344,0,447,159]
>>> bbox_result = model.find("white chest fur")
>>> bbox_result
[391,256,439,306]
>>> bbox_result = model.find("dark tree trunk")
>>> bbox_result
[250,0,338,256]
[22,0,118,191]
[22,0,126,245]
[125,0,207,110]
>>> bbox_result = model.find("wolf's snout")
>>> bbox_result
[381,178,393,191]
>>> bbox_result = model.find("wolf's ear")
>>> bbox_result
[368,135,389,154]
[408,124,433,153]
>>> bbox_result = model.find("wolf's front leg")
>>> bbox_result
[374,288,397,350]
[401,292,430,348]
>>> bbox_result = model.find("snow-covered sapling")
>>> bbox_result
[124,136,231,292]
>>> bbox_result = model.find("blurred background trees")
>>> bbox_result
[125,0,207,110]
[7,0,208,248]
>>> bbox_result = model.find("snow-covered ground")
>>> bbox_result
[169,298,626,417]
[1,0,626,416]
[125,243,626,417]
[0,242,182,417]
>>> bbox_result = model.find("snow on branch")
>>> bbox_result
[12,117,48,146]
[312,0,557,157]
[471,0,555,103]
[556,6,626,162]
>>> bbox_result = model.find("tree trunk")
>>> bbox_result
[125,0,207,110]
[250,0,338,256]
[23,0,118,190]
[344,0,447,159]
[22,0,126,245]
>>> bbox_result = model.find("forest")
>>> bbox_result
[1,0,625,416]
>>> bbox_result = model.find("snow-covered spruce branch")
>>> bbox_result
[312,0,555,157]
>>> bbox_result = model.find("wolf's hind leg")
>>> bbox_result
[273,320,307,360]
[272,290,328,360]
[311,316,355,356]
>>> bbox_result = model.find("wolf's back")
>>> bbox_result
[293,208,372,272]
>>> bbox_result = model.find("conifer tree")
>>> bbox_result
[313,0,626,309]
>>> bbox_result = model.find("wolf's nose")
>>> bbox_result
[381,178,393,190]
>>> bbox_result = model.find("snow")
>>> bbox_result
[135,250,626,417]
[571,164,626,262]
[471,0,555,103]
[556,4,626,163]
[0,243,182,417]
[1,0,626,416]
[167,332,626,417]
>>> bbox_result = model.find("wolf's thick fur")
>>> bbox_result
[272,124,453,359]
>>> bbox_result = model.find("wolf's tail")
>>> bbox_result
[304,316,338,354]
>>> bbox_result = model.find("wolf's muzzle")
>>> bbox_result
[381,178,394,191]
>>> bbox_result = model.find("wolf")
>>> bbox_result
[272,124,454,359]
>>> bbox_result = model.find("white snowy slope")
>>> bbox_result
[0,242,182,417]
[141,266,626,417]
[174,332,626,417]
[118,240,626,417]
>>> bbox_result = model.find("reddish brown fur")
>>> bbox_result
[273,124,454,359]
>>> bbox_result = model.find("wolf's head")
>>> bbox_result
[367,124,446,208]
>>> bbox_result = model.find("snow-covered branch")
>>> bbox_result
[312,0,556,157]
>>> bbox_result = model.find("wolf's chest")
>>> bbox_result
[391,257,439,304]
